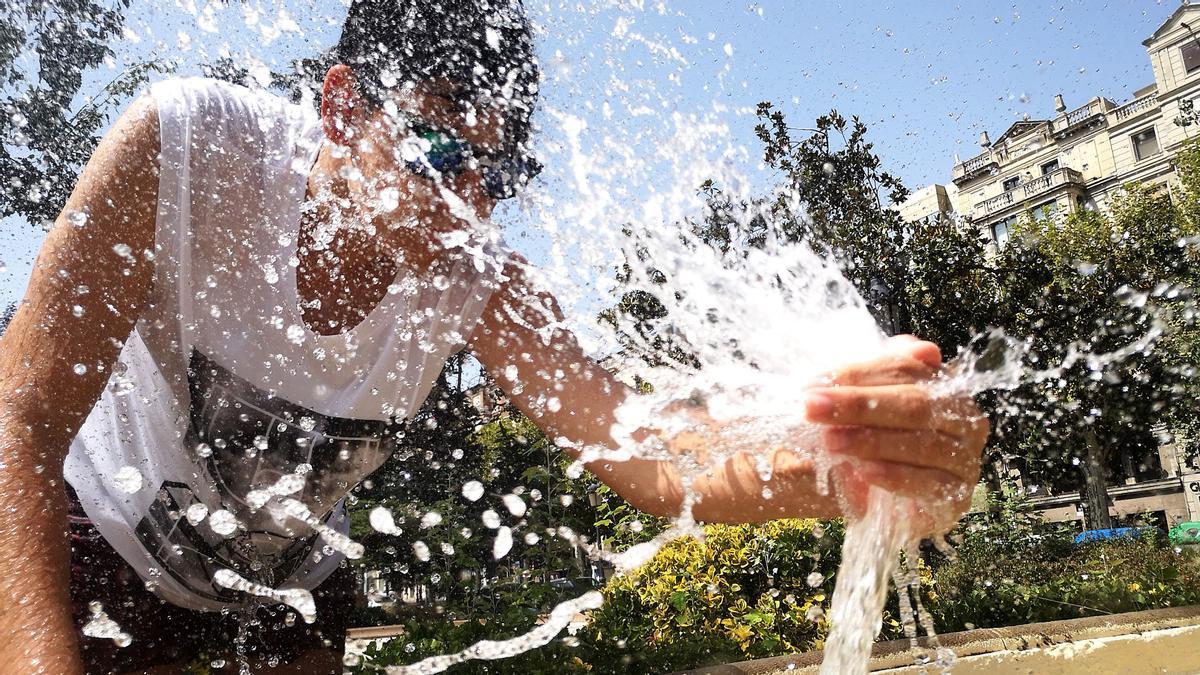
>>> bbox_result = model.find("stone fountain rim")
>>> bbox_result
[675,603,1200,674]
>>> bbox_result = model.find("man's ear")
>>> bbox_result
[321,64,364,146]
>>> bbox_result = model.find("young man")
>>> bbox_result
[0,0,988,672]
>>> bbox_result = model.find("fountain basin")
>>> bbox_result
[681,605,1200,674]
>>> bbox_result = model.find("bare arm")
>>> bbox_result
[0,95,160,673]
[467,259,842,524]
[469,260,988,532]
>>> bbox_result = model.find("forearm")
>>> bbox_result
[586,449,841,524]
[0,407,83,674]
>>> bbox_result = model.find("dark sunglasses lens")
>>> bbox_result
[406,128,469,177]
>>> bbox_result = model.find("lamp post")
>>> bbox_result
[586,487,603,583]
[869,276,899,336]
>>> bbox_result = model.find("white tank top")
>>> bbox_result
[64,77,505,611]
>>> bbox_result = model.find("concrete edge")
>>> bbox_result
[677,604,1200,674]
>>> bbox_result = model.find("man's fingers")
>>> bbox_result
[823,427,980,483]
[816,355,938,388]
[884,335,942,369]
[806,385,986,437]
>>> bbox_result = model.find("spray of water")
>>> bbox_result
[78,2,1178,672]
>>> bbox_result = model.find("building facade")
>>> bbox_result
[909,4,1200,248]
[908,6,1200,530]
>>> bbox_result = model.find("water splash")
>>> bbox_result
[382,591,604,674]
[212,568,317,624]
[277,497,365,560]
[80,601,132,647]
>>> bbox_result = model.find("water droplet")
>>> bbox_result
[245,489,271,510]
[185,503,209,525]
[209,509,238,536]
[482,510,501,529]
[73,363,88,376]
[501,493,527,517]
[413,540,431,562]
[109,374,136,395]
[112,466,143,493]
[493,526,514,560]
[462,480,485,502]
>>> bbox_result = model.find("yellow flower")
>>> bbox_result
[1128,583,1141,592]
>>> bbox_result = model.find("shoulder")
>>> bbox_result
[149,76,291,115]
[149,77,312,150]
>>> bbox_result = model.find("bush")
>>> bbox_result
[929,484,1200,631]
[931,532,1200,632]
[576,519,849,672]
[350,583,594,674]
[350,491,1200,674]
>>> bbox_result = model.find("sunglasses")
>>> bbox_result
[397,114,541,201]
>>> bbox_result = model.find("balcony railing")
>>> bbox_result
[1051,99,1111,136]
[959,152,992,174]
[1112,93,1159,123]
[952,150,1000,185]
[974,167,1084,216]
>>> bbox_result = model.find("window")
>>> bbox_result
[1030,201,1058,221]
[1040,159,1060,175]
[991,215,1018,248]
[1132,127,1160,160]
[1002,176,1021,191]
[1183,40,1200,73]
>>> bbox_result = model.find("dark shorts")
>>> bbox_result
[68,488,356,674]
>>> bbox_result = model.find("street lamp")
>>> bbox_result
[586,487,604,583]
[869,276,899,335]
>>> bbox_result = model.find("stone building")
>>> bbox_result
[906,5,1200,530]
[908,3,1200,248]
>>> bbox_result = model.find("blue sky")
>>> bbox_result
[0,0,1180,309]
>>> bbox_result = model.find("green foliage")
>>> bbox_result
[1,1,170,224]
[983,179,1200,523]
[346,356,610,623]
[935,514,1200,631]
[580,519,851,672]
[350,582,595,675]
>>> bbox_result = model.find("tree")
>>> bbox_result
[1,1,170,225]
[752,104,1002,350]
[988,181,1200,529]
[0,301,13,334]
[348,353,604,619]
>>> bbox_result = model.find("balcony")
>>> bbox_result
[973,167,1085,216]
[1051,99,1111,139]
[1111,93,1159,124]
[952,150,999,186]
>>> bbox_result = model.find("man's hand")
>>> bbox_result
[804,336,990,536]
